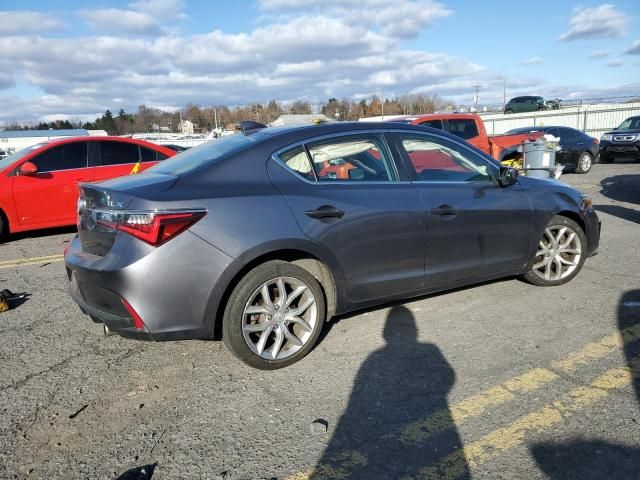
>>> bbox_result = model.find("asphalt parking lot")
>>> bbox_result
[1,162,639,480]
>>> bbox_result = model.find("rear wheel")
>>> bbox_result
[575,152,593,174]
[222,260,326,369]
[523,215,587,286]
[0,212,7,242]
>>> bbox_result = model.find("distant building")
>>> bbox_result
[270,114,335,127]
[178,119,195,134]
[0,129,94,151]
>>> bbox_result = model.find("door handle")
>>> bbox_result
[305,206,345,219]
[430,204,457,217]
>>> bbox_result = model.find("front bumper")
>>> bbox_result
[599,141,640,158]
[65,230,234,341]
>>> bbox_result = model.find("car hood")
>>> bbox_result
[603,129,640,135]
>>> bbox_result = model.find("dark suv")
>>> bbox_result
[504,96,546,114]
[599,116,640,163]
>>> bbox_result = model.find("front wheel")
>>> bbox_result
[222,260,326,369]
[599,154,613,164]
[523,215,587,286]
[575,152,593,174]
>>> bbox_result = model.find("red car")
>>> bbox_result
[0,137,176,238]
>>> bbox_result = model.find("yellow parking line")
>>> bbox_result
[287,326,640,480]
[401,322,640,444]
[415,356,640,480]
[0,254,64,269]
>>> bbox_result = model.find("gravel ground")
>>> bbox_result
[0,162,639,480]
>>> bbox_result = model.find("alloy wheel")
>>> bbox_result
[532,225,582,281]
[579,153,592,172]
[242,276,318,360]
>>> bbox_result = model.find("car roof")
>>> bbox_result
[39,135,174,151]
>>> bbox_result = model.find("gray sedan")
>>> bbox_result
[65,121,601,369]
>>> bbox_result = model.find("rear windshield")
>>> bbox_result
[147,133,258,176]
[0,142,47,171]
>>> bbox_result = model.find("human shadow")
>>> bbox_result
[530,290,640,479]
[310,306,469,479]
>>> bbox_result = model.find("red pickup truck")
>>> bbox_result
[390,113,543,162]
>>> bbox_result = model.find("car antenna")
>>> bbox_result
[237,120,267,136]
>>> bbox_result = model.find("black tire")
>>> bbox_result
[505,109,514,114]
[575,152,593,174]
[222,260,326,369]
[599,154,613,164]
[0,211,7,242]
[523,215,588,287]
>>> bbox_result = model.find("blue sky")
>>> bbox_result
[0,0,638,122]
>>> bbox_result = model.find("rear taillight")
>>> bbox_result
[96,210,206,246]
[593,138,599,144]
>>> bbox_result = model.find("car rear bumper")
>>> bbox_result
[65,231,234,340]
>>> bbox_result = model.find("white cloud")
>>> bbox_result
[558,4,626,41]
[0,11,63,35]
[520,56,543,65]
[589,49,611,59]
[80,8,163,34]
[625,40,640,55]
[258,0,453,39]
[606,58,623,67]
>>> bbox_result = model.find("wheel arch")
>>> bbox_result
[205,239,346,340]
[555,210,586,234]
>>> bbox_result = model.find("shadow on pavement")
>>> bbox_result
[600,174,640,205]
[594,204,640,224]
[310,306,469,479]
[114,463,156,480]
[530,289,640,479]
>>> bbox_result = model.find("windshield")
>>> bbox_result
[618,117,640,130]
[0,142,47,171]
[147,133,258,176]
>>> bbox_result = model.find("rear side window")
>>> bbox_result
[557,128,577,141]
[397,133,492,182]
[448,119,479,140]
[279,146,315,181]
[418,119,444,130]
[30,142,88,172]
[99,141,140,166]
[140,146,168,162]
[306,134,395,182]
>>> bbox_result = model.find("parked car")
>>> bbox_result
[391,113,543,163]
[0,137,175,238]
[599,116,640,163]
[504,126,598,173]
[504,96,559,114]
[65,121,600,369]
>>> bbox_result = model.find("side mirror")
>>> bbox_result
[19,162,38,175]
[499,166,518,187]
